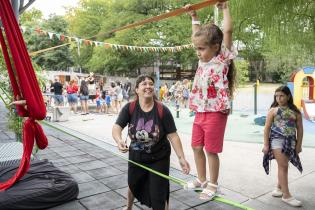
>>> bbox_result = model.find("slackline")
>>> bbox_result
[41,120,254,210]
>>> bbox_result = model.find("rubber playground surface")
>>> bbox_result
[171,108,315,148]
[170,84,315,148]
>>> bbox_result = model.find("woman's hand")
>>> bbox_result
[9,100,26,106]
[295,145,302,154]
[9,98,27,110]
[117,140,129,153]
[262,145,269,155]
[179,157,190,174]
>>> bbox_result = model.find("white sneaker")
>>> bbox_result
[271,187,283,197]
[282,197,302,207]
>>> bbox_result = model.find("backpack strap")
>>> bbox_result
[129,100,137,116]
[128,99,164,120]
[155,100,164,120]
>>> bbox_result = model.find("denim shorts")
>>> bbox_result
[54,95,64,104]
[271,138,296,150]
[80,95,89,101]
[67,93,78,103]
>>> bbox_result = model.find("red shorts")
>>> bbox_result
[191,112,228,153]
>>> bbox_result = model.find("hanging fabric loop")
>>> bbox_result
[0,0,48,191]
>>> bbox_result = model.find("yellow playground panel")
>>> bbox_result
[288,67,315,121]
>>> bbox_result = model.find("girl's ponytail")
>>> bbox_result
[227,60,236,98]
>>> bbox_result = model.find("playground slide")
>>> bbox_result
[301,100,315,122]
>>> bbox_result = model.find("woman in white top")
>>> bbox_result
[116,81,124,112]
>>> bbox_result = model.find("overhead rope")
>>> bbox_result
[29,43,71,56]
[41,120,254,210]
[89,0,220,39]
[0,0,48,191]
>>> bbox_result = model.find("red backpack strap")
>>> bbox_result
[155,100,164,120]
[129,99,163,119]
[129,100,137,116]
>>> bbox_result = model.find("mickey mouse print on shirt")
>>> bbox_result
[129,117,160,153]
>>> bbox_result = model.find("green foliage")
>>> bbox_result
[231,0,314,80]
[234,59,249,86]
[7,112,23,141]
[21,10,74,70]
[19,8,43,26]
[66,0,213,74]
[2,0,313,81]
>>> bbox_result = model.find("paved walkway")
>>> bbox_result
[1,101,315,209]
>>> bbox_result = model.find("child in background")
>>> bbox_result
[100,90,106,113]
[185,1,237,200]
[105,90,111,114]
[95,87,101,113]
[263,85,303,207]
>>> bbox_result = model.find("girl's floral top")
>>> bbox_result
[272,107,297,137]
[189,45,237,112]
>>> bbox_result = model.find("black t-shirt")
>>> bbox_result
[116,101,176,156]
[52,82,63,95]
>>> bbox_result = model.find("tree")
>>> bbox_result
[21,10,74,71]
[66,0,209,75]
[64,0,314,82]
[231,0,314,82]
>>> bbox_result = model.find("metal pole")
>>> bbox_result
[11,0,20,22]
[155,53,160,100]
[254,83,257,115]
[77,41,81,73]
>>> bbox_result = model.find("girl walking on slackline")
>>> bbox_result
[112,75,190,210]
[185,1,237,200]
[263,85,303,207]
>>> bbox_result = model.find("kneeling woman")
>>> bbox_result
[112,75,190,210]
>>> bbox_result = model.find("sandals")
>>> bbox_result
[199,182,219,200]
[271,187,283,197]
[282,197,302,207]
[185,178,208,190]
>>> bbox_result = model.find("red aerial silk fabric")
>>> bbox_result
[0,0,48,191]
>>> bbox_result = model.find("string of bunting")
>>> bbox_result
[21,26,193,53]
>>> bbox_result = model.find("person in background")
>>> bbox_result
[66,79,79,113]
[79,79,89,115]
[124,77,132,102]
[87,72,96,102]
[95,87,101,113]
[52,77,64,106]
[116,81,124,113]
[105,90,112,114]
[110,82,118,114]
[182,79,190,108]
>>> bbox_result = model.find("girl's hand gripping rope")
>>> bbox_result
[216,1,228,10]
[184,4,197,18]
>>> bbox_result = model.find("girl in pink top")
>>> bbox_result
[185,1,237,200]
